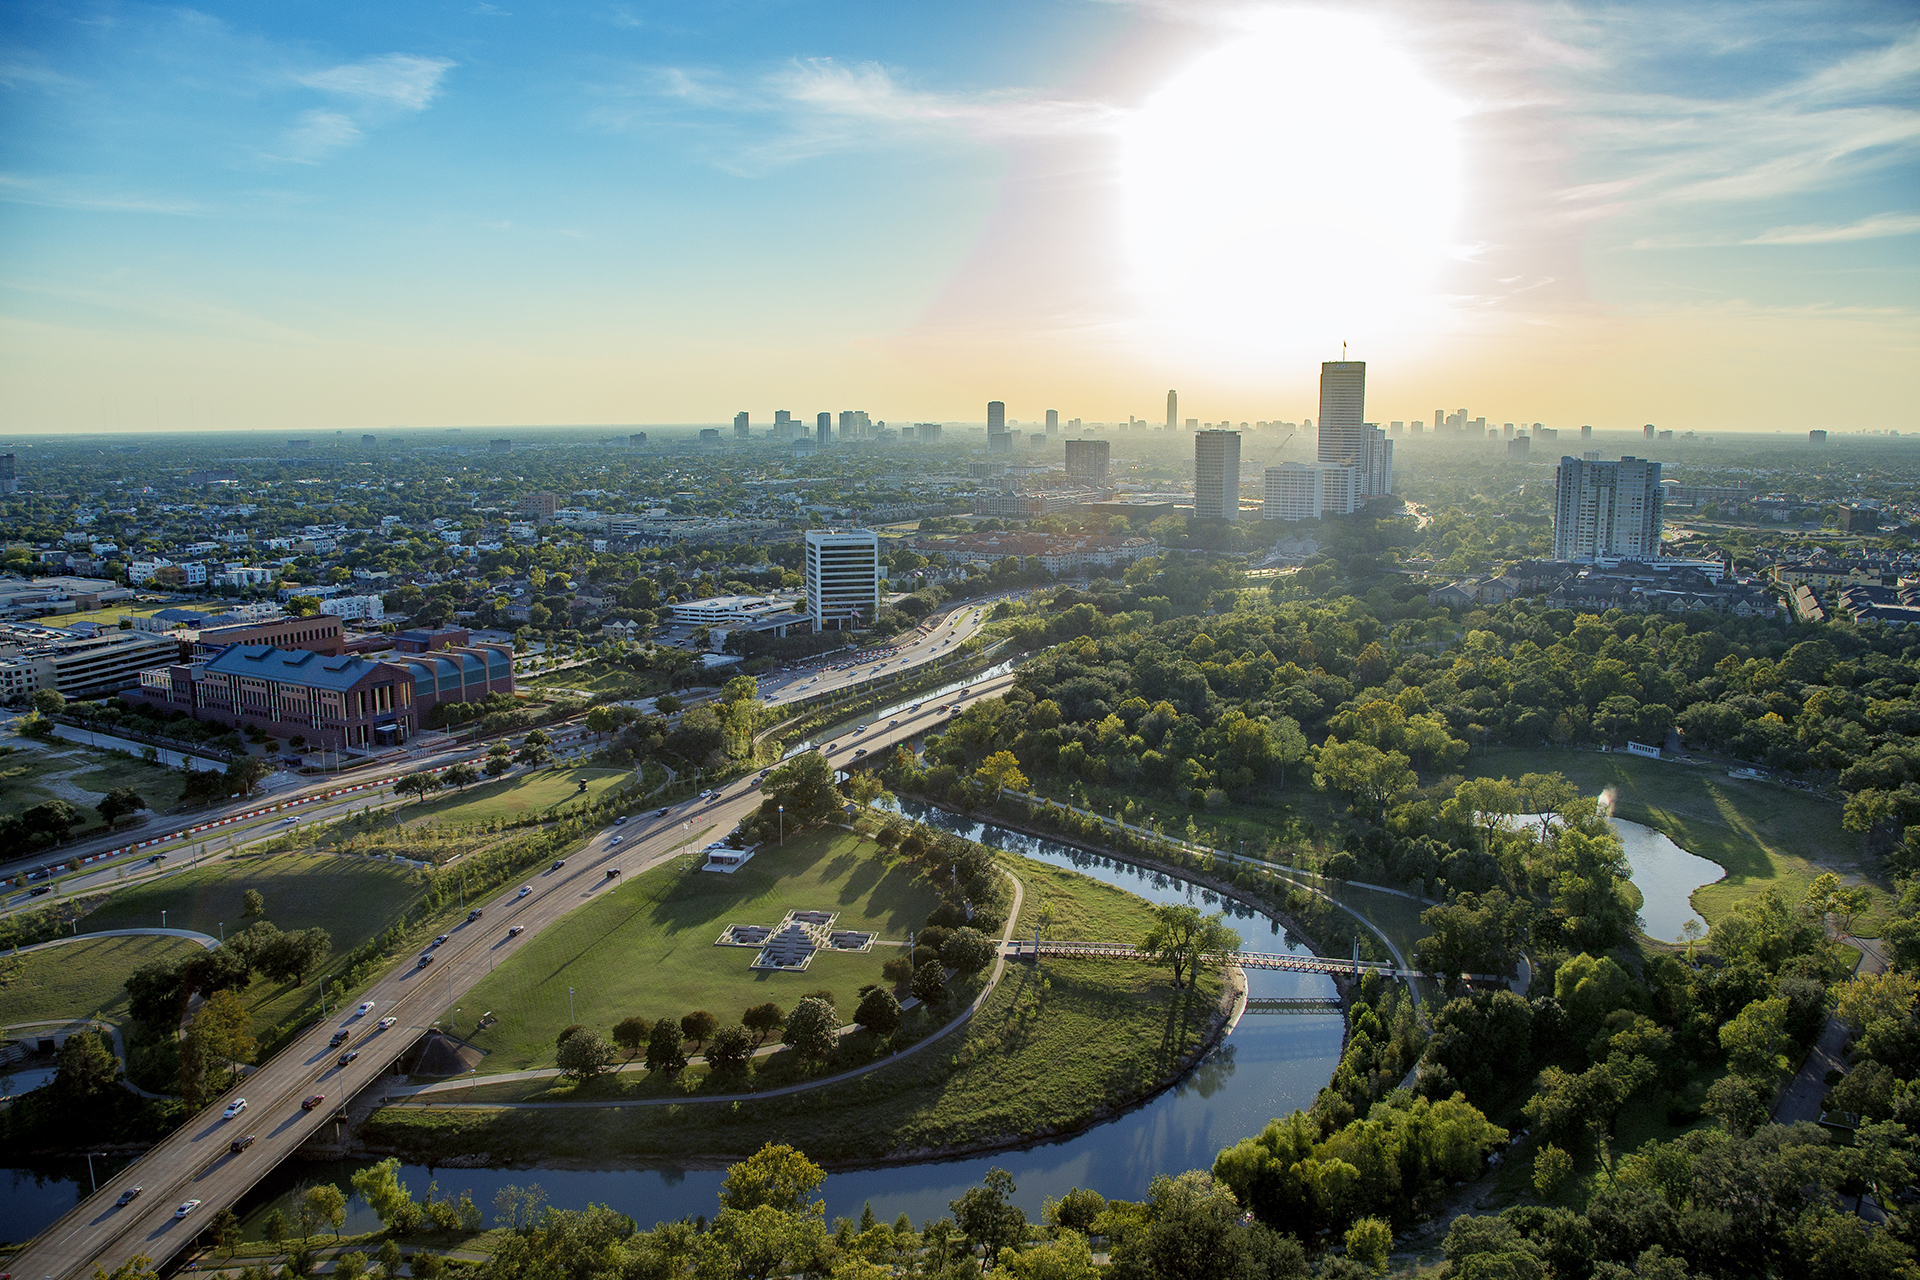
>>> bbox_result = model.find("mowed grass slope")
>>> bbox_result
[1465,748,1878,930]
[394,765,631,829]
[1009,854,1167,941]
[0,934,206,1026]
[458,829,943,1072]
[77,851,424,1030]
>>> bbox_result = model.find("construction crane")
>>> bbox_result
[1259,431,1296,466]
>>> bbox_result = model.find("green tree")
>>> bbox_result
[1346,1216,1392,1274]
[96,787,148,829]
[444,762,480,789]
[243,888,266,918]
[258,927,332,984]
[911,960,947,1006]
[394,772,442,803]
[974,750,1029,802]
[719,1142,827,1215]
[854,987,902,1035]
[644,1019,687,1074]
[555,1029,617,1081]
[612,1015,651,1059]
[940,927,998,976]
[742,1002,785,1044]
[1140,904,1241,989]
[782,995,840,1065]
[756,751,845,832]
[30,688,66,717]
[303,1184,347,1240]
[211,1208,242,1259]
[680,1010,718,1048]
[706,1023,755,1074]
[1720,996,1792,1078]
[350,1159,422,1233]
[1532,1145,1573,1198]
[54,1029,119,1101]
[951,1168,1027,1264]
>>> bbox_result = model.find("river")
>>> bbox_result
[0,816,1343,1241]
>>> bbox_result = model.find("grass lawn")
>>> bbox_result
[0,934,205,1026]
[0,744,68,817]
[1009,854,1169,941]
[76,851,425,1032]
[365,956,1224,1165]
[1464,748,1883,933]
[67,757,186,811]
[393,766,633,829]
[455,829,944,1073]
[1,739,185,833]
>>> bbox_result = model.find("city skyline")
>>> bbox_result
[2,1,1915,434]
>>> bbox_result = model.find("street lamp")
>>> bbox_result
[160,910,166,930]
[568,987,575,1022]
[778,805,784,847]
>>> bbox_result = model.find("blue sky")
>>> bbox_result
[2,1,1916,433]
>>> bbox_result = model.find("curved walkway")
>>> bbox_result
[8,925,221,957]
[385,866,1025,1110]
[2,1018,175,1100]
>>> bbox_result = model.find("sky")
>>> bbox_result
[1,0,1916,434]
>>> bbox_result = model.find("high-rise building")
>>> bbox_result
[987,401,1006,434]
[804,529,880,631]
[734,411,749,438]
[817,413,832,447]
[1064,438,1110,483]
[1194,430,1241,521]
[986,432,1013,453]
[1185,418,1199,430]
[1264,462,1359,521]
[361,434,378,445]
[1046,409,1059,434]
[1317,360,1368,470]
[1166,390,1178,432]
[1580,424,1593,440]
[916,423,942,443]
[0,452,15,495]
[1810,430,1828,444]
[1508,435,1530,459]
[774,410,792,430]
[1552,455,1664,562]
[630,433,648,447]
[1643,423,1656,439]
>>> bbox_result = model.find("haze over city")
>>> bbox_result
[3,0,1916,434]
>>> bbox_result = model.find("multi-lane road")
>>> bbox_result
[6,642,1018,1279]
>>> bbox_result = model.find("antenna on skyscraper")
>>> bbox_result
[1342,341,1347,361]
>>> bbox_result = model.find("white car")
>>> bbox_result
[518,885,532,897]
[356,1001,376,1016]
[222,1099,247,1119]
[609,835,622,846]
[175,1200,202,1220]
[378,1016,397,1030]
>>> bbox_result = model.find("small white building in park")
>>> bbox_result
[703,842,755,874]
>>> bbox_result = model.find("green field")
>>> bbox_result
[76,851,425,1030]
[393,765,633,829]
[453,829,945,1073]
[1464,748,1880,932]
[365,956,1224,1165]
[1009,853,1169,941]
[0,934,206,1027]
[0,740,184,823]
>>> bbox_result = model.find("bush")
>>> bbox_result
[854,987,902,1035]
[941,927,997,975]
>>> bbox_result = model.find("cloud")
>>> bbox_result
[0,173,203,215]
[277,109,363,163]
[297,54,454,111]
[1744,212,1920,245]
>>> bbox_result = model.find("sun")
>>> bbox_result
[1118,9,1466,365]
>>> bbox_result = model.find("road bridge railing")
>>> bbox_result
[1008,937,1504,983]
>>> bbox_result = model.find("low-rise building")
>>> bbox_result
[0,624,180,703]
[131,645,419,751]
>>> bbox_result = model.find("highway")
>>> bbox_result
[1,595,1006,902]
[6,663,1019,1280]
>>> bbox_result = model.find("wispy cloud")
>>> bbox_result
[276,110,363,163]
[297,54,454,111]
[0,173,203,215]
[1745,212,1920,245]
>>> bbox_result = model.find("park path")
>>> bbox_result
[2,1018,175,1100]
[385,866,1024,1110]
[8,925,221,956]
[1775,933,1887,1126]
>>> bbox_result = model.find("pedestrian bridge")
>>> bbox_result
[1008,938,1505,984]
[1242,997,1345,1015]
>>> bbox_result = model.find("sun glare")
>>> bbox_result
[1119,10,1465,364]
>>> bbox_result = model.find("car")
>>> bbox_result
[825,742,839,753]
[508,924,525,936]
[552,858,567,869]
[378,1016,397,1030]
[337,1049,359,1067]
[417,954,434,967]
[174,1200,202,1219]
[116,1187,143,1206]
[230,1134,256,1154]
[222,1099,247,1119]
[27,885,49,897]
[609,836,622,846]
[329,1030,351,1047]
[280,816,297,826]
[605,868,621,878]
[614,816,627,826]
[854,724,868,733]
[889,719,900,727]
[705,791,721,803]
[517,885,532,897]
[910,703,921,711]
[301,1094,325,1111]
[356,1001,376,1016]
[467,908,483,921]
[855,748,868,757]
[147,853,166,864]
[658,807,671,817]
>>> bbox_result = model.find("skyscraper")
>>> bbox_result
[1643,423,1656,439]
[1317,361,1367,473]
[733,411,749,437]
[987,401,1006,433]
[817,412,831,447]
[1064,439,1109,483]
[804,529,880,631]
[0,452,15,495]
[1194,430,1241,522]
[1553,455,1664,562]
[1166,390,1178,432]
[1045,409,1059,434]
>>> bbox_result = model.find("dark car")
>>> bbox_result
[337,1049,359,1068]
[605,867,621,878]
[229,1134,255,1154]
[27,885,50,897]
[301,1094,325,1111]
[551,859,566,870]
[116,1187,142,1206]
[467,908,483,921]
[417,954,434,967]
[657,807,670,817]
[329,1030,350,1047]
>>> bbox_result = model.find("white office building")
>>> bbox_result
[804,528,881,631]
[1553,455,1665,562]
[1263,463,1361,521]
[1316,361,1393,498]
[1194,430,1241,521]
[318,594,386,623]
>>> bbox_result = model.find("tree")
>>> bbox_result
[555,1029,617,1082]
[394,772,443,803]
[756,751,845,833]
[720,1142,827,1215]
[211,1208,242,1259]
[1346,1216,1392,1274]
[781,995,840,1065]
[182,989,256,1101]
[1720,996,1792,1078]
[351,1159,423,1233]
[258,927,332,984]
[89,1258,156,1280]
[706,1022,755,1073]
[612,1015,651,1059]
[54,1029,119,1101]
[1140,904,1242,989]
[1532,1145,1573,1198]
[485,755,513,778]
[30,688,65,717]
[378,1240,404,1278]
[264,1208,290,1251]
[974,750,1029,803]
[644,1019,687,1074]
[939,927,998,976]
[97,787,148,829]
[654,693,682,715]
[303,1184,347,1240]
[742,1002,785,1044]
[585,707,614,741]
[854,987,902,1035]
[680,1010,718,1048]
[515,741,552,767]
[243,888,266,918]
[21,798,84,844]
[951,1168,1027,1264]
[911,961,947,1006]
[1313,738,1417,816]
[491,1183,549,1231]
[445,763,480,790]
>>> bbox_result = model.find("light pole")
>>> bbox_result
[778,805,784,847]
[218,921,224,942]
[568,987,575,1022]
[160,910,166,930]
